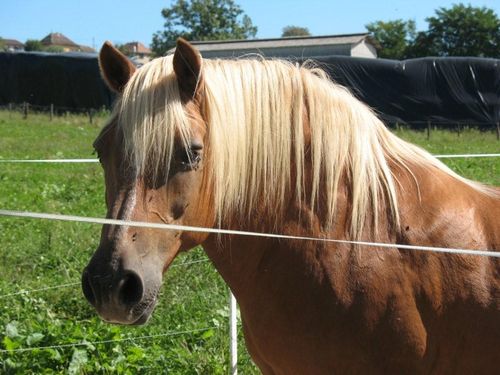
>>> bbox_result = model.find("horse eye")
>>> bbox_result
[177,144,202,171]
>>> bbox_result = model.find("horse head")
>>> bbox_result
[82,39,213,324]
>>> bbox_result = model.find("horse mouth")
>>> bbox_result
[129,298,157,325]
[99,292,159,326]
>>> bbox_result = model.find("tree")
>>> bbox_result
[366,19,416,59]
[151,0,257,56]
[44,45,64,53]
[0,37,5,52]
[24,39,43,51]
[412,3,500,57]
[114,43,130,56]
[281,26,311,37]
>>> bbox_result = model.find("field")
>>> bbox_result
[0,111,498,374]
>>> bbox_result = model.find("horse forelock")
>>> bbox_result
[112,54,498,240]
[117,56,192,181]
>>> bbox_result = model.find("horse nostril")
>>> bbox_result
[118,272,144,306]
[82,270,97,306]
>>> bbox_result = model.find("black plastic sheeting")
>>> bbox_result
[0,52,499,127]
[0,52,114,110]
[310,56,500,127]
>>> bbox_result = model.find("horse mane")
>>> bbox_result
[115,55,497,239]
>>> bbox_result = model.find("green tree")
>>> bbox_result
[366,19,416,59]
[151,0,257,56]
[281,25,311,37]
[114,43,130,55]
[0,37,6,52]
[24,39,44,51]
[412,3,500,57]
[44,45,64,53]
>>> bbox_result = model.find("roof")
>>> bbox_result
[2,39,24,47]
[123,41,151,55]
[41,32,78,47]
[187,33,379,52]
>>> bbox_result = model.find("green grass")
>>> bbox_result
[0,111,498,374]
[393,126,499,185]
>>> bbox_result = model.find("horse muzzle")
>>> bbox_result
[81,262,161,325]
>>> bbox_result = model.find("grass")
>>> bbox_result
[0,111,498,374]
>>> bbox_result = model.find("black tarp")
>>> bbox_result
[311,56,500,127]
[0,51,113,110]
[0,52,499,127]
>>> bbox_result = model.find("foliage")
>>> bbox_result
[366,3,500,59]
[0,38,6,52]
[24,39,43,52]
[114,43,130,56]
[43,46,65,54]
[25,40,69,54]
[411,3,500,58]
[366,19,415,60]
[281,25,311,37]
[151,0,257,56]
[0,111,498,373]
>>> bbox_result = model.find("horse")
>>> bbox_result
[82,39,500,374]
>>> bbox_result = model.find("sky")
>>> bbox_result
[2,0,499,50]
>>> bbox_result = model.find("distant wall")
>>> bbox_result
[197,44,354,59]
[351,40,378,59]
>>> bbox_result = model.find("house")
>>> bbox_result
[175,33,380,59]
[2,39,24,52]
[41,32,79,51]
[121,42,152,58]
[40,32,95,53]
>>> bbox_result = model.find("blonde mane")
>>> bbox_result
[115,55,496,239]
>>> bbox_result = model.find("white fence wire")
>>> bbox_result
[0,153,499,164]
[0,327,218,354]
[0,209,497,257]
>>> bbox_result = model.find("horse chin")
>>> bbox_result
[99,289,159,326]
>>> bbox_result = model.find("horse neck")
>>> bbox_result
[200,180,354,299]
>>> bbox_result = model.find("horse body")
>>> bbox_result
[82,39,499,374]
[203,164,499,374]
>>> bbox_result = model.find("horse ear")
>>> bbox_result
[99,41,136,93]
[173,38,203,100]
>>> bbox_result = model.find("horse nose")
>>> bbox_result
[81,268,144,308]
[117,271,144,307]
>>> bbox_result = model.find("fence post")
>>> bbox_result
[496,122,499,141]
[50,104,54,121]
[88,109,94,124]
[23,102,29,119]
[229,291,238,375]
[457,124,461,137]
[426,120,431,140]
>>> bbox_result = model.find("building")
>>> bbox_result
[173,33,380,59]
[40,32,95,53]
[2,39,24,52]
[121,42,152,58]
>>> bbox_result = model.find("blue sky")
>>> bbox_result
[2,1,499,49]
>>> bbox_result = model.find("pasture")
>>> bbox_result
[0,110,498,373]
